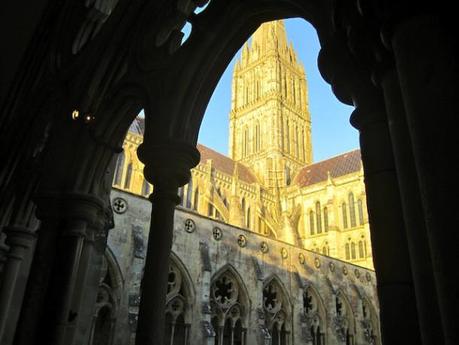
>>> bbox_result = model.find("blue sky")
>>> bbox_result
[196,18,358,162]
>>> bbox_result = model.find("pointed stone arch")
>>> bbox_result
[360,297,381,345]
[302,284,327,345]
[263,275,292,345]
[210,264,251,344]
[334,290,356,345]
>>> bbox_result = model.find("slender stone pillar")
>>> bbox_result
[318,36,422,343]
[135,142,199,345]
[13,193,107,345]
[0,227,36,344]
[350,92,421,345]
[381,69,444,345]
[390,16,459,345]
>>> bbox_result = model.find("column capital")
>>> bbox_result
[137,140,200,189]
[34,192,107,231]
[3,226,37,250]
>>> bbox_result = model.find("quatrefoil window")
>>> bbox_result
[213,227,222,240]
[184,219,195,233]
[237,235,247,247]
[112,197,127,214]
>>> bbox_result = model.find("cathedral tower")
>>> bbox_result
[229,20,312,188]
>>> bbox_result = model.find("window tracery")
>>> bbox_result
[211,270,247,345]
[333,293,355,345]
[263,278,290,345]
[302,287,325,345]
[164,260,191,345]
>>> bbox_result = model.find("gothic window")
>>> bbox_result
[358,199,364,225]
[303,287,325,345]
[323,207,329,232]
[141,179,150,197]
[113,151,125,186]
[208,203,214,217]
[255,122,261,152]
[315,202,322,234]
[88,253,121,345]
[334,293,355,345]
[349,193,356,227]
[186,179,193,208]
[358,241,364,258]
[342,203,348,229]
[178,187,185,206]
[295,125,299,158]
[246,207,251,229]
[243,128,249,157]
[193,187,199,211]
[211,269,248,345]
[285,120,290,153]
[309,211,315,235]
[263,278,290,345]
[351,242,356,260]
[285,166,291,185]
[345,243,350,260]
[124,163,133,189]
[361,299,380,345]
[302,128,306,161]
[164,258,191,345]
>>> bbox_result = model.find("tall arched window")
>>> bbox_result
[345,243,350,260]
[164,259,192,345]
[335,293,355,345]
[211,269,248,345]
[351,242,356,259]
[246,207,251,229]
[323,207,329,232]
[358,199,364,225]
[309,211,315,235]
[243,128,249,157]
[178,187,185,206]
[302,128,306,161]
[285,120,290,153]
[358,241,364,258]
[315,202,322,234]
[255,122,260,152]
[349,193,356,227]
[263,278,290,345]
[342,203,348,229]
[113,151,125,186]
[303,287,326,345]
[141,179,150,197]
[124,163,133,189]
[185,179,193,208]
[193,187,199,211]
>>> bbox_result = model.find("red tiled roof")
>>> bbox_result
[197,144,258,184]
[293,150,362,187]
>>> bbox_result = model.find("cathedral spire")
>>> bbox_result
[229,19,313,189]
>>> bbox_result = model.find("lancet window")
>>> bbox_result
[185,179,193,209]
[315,202,322,234]
[263,278,290,345]
[309,211,315,235]
[88,253,121,345]
[342,203,348,229]
[164,259,191,345]
[141,179,150,197]
[361,299,380,345]
[193,187,199,211]
[124,163,133,189]
[323,207,329,232]
[303,287,326,345]
[349,193,356,227]
[113,150,125,186]
[211,269,248,345]
[358,199,364,225]
[334,292,355,345]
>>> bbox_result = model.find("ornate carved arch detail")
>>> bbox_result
[210,264,251,328]
[263,275,292,329]
[333,290,356,342]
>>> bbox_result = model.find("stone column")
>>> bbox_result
[381,68,444,345]
[135,142,199,345]
[13,193,107,345]
[350,91,421,345]
[0,227,36,344]
[390,15,458,345]
[318,38,421,344]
